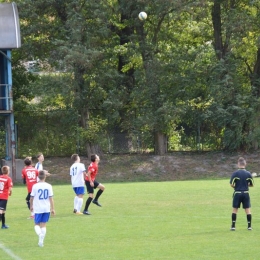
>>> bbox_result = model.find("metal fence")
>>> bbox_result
[0,109,221,159]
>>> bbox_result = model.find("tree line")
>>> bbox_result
[2,0,260,155]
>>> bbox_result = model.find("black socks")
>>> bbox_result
[0,213,5,225]
[94,190,103,201]
[231,213,236,228]
[84,197,93,211]
[247,214,252,228]
[231,213,252,228]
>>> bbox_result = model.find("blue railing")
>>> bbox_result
[0,83,12,111]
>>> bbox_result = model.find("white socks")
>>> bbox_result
[34,225,41,236]
[74,196,83,212]
[41,227,46,237]
[35,225,47,247]
[74,196,78,210]
[77,198,83,213]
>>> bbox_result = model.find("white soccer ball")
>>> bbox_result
[252,172,257,177]
[138,11,147,21]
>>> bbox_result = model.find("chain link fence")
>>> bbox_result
[0,109,222,158]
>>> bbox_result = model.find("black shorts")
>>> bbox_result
[0,199,8,211]
[85,180,100,194]
[232,191,251,209]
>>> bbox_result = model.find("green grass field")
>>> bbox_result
[1,178,260,260]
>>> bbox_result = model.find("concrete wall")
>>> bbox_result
[1,159,24,182]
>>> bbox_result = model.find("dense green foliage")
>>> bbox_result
[2,0,260,155]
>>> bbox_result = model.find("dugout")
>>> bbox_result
[0,2,21,181]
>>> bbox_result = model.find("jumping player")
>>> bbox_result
[83,154,105,215]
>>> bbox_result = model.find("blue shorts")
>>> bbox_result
[73,186,85,195]
[34,212,50,224]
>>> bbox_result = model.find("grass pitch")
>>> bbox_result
[1,179,260,260]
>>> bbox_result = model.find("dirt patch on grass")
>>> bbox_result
[43,151,260,184]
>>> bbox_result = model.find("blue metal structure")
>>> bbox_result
[0,3,21,181]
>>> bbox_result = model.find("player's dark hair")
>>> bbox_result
[24,157,32,166]
[90,154,96,162]
[38,170,46,180]
[71,154,79,162]
[1,165,9,175]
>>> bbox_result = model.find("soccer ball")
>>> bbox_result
[252,172,257,177]
[138,12,147,21]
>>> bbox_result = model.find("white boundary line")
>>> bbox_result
[0,243,22,260]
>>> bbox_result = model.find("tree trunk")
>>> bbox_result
[154,132,167,155]
[74,66,101,156]
[252,47,260,97]
[211,0,232,60]
[111,2,136,153]
[86,143,103,158]
[211,0,223,60]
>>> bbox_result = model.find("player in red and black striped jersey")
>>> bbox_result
[83,154,105,215]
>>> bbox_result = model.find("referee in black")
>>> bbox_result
[230,157,254,231]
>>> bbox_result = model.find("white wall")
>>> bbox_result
[1,159,24,182]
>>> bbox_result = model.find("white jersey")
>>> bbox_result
[35,162,43,171]
[35,163,43,182]
[31,181,54,213]
[70,162,86,187]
